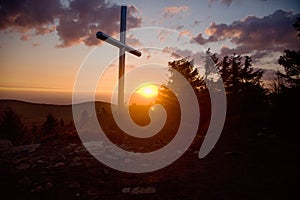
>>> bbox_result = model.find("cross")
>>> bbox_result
[96,6,142,108]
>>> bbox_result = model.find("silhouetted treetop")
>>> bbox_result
[0,106,25,144]
[167,57,206,93]
[277,17,300,88]
[217,54,265,97]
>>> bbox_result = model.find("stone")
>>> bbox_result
[224,151,242,156]
[15,163,30,170]
[121,187,131,194]
[68,143,77,147]
[0,139,12,152]
[73,157,82,162]
[11,158,27,165]
[36,159,46,164]
[45,182,53,189]
[8,143,40,154]
[34,185,43,192]
[124,186,156,195]
[131,187,145,194]
[68,181,81,189]
[18,176,32,186]
[69,161,82,167]
[54,162,65,168]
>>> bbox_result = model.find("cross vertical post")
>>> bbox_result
[118,6,126,108]
[96,6,142,110]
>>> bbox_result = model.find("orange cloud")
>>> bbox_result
[163,5,188,18]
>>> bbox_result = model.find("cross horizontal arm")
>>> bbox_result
[96,31,142,57]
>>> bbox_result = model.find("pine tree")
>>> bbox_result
[0,106,25,144]
[41,113,58,136]
[166,57,206,94]
[217,54,266,112]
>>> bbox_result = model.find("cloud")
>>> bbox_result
[32,43,40,47]
[179,29,192,37]
[193,33,211,45]
[56,1,142,47]
[193,20,202,26]
[20,34,30,41]
[0,0,62,32]
[163,5,188,18]
[126,34,142,47]
[194,10,300,61]
[0,0,142,47]
[175,25,184,30]
[209,0,233,7]
[163,46,207,67]
[157,29,171,42]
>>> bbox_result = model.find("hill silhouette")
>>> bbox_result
[0,100,111,127]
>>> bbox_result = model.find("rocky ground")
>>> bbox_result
[0,128,299,200]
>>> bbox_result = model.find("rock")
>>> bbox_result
[103,168,109,175]
[11,158,28,165]
[257,132,264,137]
[123,186,156,195]
[36,159,46,164]
[87,190,99,198]
[34,185,43,192]
[0,139,13,152]
[68,143,77,147]
[131,187,156,194]
[31,182,53,193]
[224,151,242,156]
[121,187,131,194]
[15,163,31,170]
[8,143,40,154]
[69,161,82,167]
[96,179,105,184]
[54,162,65,168]
[68,181,81,189]
[45,182,53,189]
[18,176,32,187]
[73,157,82,162]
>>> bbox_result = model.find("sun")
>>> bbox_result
[137,84,158,98]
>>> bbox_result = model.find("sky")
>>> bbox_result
[0,0,299,104]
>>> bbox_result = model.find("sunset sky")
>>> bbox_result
[0,0,299,104]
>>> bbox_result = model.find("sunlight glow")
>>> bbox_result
[137,84,158,98]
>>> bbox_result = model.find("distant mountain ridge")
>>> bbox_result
[0,99,110,127]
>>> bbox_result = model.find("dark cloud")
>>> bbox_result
[0,0,62,32]
[194,10,300,61]
[193,33,212,45]
[0,0,142,47]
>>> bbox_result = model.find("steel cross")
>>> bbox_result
[96,6,142,108]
